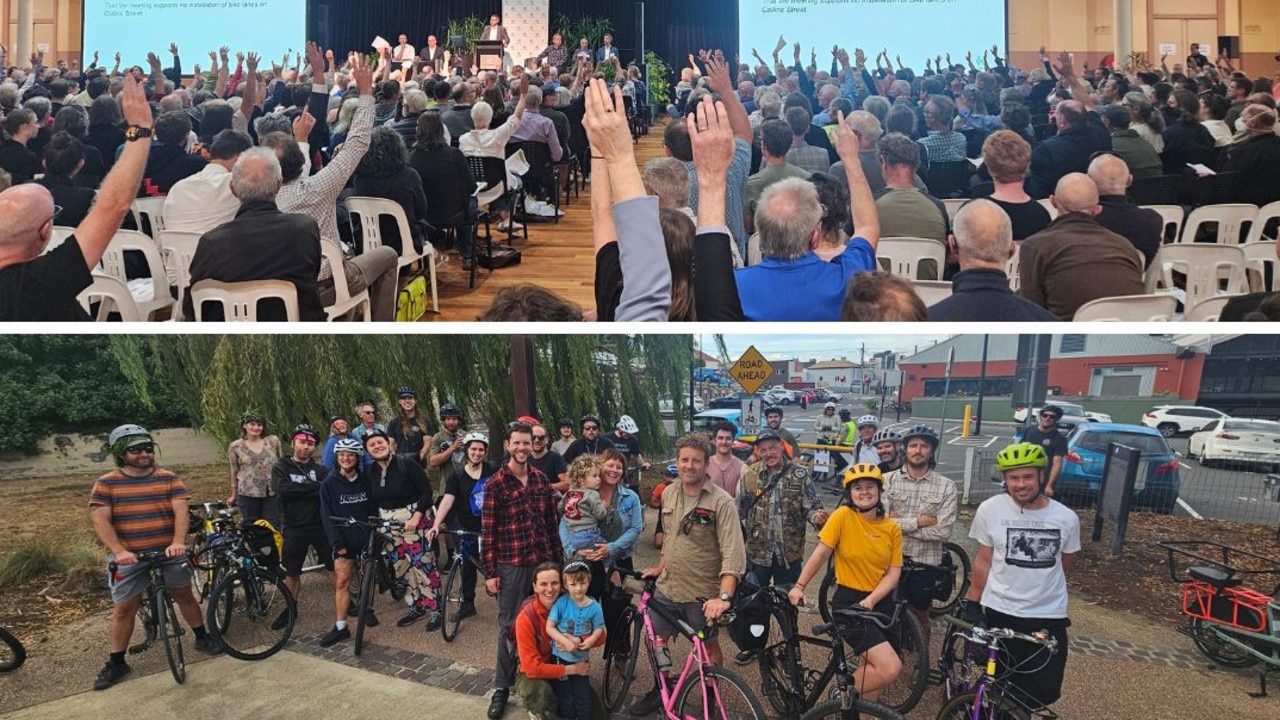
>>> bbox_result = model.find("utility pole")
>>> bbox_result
[975,335,989,436]
[511,336,536,418]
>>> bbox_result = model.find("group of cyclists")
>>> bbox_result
[88,399,1080,720]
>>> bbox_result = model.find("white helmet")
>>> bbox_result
[463,431,489,447]
[824,402,837,410]
[616,414,640,434]
[857,414,879,427]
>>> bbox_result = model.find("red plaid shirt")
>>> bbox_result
[481,462,564,577]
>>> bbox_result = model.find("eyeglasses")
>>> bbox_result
[582,425,599,431]
[45,205,63,227]
[360,410,374,415]
[125,444,155,454]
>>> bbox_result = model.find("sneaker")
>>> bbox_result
[318,625,351,647]
[733,648,756,665]
[270,609,291,631]
[193,634,223,655]
[397,607,427,627]
[628,687,662,716]
[496,218,512,232]
[424,611,443,631]
[449,602,477,623]
[93,661,131,691]
[487,688,509,719]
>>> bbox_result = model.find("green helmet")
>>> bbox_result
[108,424,154,466]
[996,442,1048,472]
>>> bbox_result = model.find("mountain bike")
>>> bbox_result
[204,524,296,661]
[109,551,187,684]
[187,501,239,605]
[602,568,768,720]
[328,515,407,656]
[738,582,905,719]
[936,615,1059,720]
[1158,540,1280,696]
[0,626,26,672]
[438,527,493,642]
[815,571,930,713]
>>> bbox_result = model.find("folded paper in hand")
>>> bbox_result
[371,36,391,51]
[1186,163,1215,176]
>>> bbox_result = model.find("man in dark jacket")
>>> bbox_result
[1088,154,1163,268]
[1024,100,1110,198]
[270,423,331,629]
[927,199,1061,322]
[184,147,326,320]
[1099,103,1162,180]
[139,110,206,196]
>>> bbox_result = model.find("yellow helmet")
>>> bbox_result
[842,463,884,488]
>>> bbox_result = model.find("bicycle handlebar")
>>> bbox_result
[327,515,407,530]
[108,549,169,575]
[438,528,482,538]
[941,615,1058,651]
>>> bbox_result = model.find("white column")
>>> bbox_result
[16,0,34,69]
[1114,0,1132,68]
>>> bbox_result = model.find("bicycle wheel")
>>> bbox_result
[756,600,805,717]
[1189,617,1259,668]
[155,589,186,684]
[131,596,157,653]
[672,665,768,720]
[930,543,972,618]
[939,623,986,700]
[879,607,928,714]
[818,567,838,623]
[935,690,1030,720]
[0,627,26,673]
[602,605,641,712]
[208,567,295,661]
[799,697,903,720]
[441,562,463,642]
[354,557,378,656]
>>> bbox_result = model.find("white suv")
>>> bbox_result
[1142,405,1230,437]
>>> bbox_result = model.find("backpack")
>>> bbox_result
[396,275,428,322]
[469,471,494,517]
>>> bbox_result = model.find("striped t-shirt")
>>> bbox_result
[89,469,191,552]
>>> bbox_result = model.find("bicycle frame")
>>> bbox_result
[442,529,493,592]
[633,580,726,720]
[939,616,1059,719]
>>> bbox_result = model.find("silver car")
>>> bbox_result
[1188,418,1280,471]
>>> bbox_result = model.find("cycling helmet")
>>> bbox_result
[842,463,884,488]
[1040,405,1064,420]
[764,406,784,417]
[516,415,540,426]
[996,442,1049,471]
[440,403,462,419]
[824,402,837,410]
[463,431,489,447]
[871,428,903,446]
[857,414,879,427]
[581,413,602,428]
[108,424,154,465]
[839,409,852,420]
[616,414,640,434]
[362,428,390,446]
[292,423,319,442]
[327,414,345,426]
[397,386,416,399]
[333,438,364,456]
[901,424,940,448]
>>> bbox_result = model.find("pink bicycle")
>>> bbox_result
[603,568,768,720]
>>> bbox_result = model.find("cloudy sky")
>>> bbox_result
[705,334,955,363]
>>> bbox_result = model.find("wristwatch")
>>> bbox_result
[124,125,153,142]
[718,592,733,603]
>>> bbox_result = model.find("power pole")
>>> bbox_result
[511,335,536,418]
[975,335,990,436]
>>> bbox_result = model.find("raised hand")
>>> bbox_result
[219,45,229,62]
[945,52,952,65]
[93,50,100,64]
[896,54,902,68]
[703,54,733,96]
[351,53,373,95]
[811,48,817,66]
[146,51,161,69]
[965,50,973,62]
[305,41,324,76]
[208,49,218,65]
[992,44,1000,58]
[115,51,122,65]
[793,41,801,62]
[292,107,316,141]
[854,48,866,66]
[169,42,179,56]
[246,51,260,73]
[325,48,335,65]
[833,110,860,164]
[236,51,245,65]
[1054,50,1074,79]
[935,54,943,69]
[687,96,734,185]
[192,63,201,77]
[582,78,632,163]
[120,75,152,128]
[925,58,933,70]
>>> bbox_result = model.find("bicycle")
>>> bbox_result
[203,523,297,661]
[601,568,768,720]
[186,501,239,605]
[798,605,906,720]
[437,527,493,642]
[929,543,973,618]
[935,614,1059,720]
[109,550,187,684]
[0,626,26,673]
[1158,539,1280,696]
[328,515,408,656]
[815,569,930,713]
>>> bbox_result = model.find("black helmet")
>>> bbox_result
[397,386,416,399]
[839,409,852,420]
[764,406,783,418]
[581,413,602,428]
[557,417,574,429]
[1040,405,1064,420]
[292,423,320,442]
[901,424,940,448]
[362,428,390,447]
[440,403,462,419]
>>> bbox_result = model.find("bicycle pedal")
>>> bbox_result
[127,642,150,654]
[928,669,944,685]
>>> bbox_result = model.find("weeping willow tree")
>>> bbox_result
[106,334,691,455]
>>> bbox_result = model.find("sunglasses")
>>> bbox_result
[679,507,716,535]
[532,434,548,441]
[125,444,155,454]
[1041,413,1061,421]
[582,425,599,431]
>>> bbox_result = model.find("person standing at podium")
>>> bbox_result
[482,13,510,48]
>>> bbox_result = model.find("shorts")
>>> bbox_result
[985,608,1070,709]
[648,588,717,640]
[107,554,191,604]
[899,564,946,611]
[831,585,900,655]
[282,525,334,578]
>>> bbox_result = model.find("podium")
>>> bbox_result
[476,40,504,71]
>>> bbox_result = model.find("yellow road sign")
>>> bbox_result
[728,345,772,396]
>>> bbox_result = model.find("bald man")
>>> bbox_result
[926,200,1060,322]
[1017,173,1146,320]
[1088,154,1163,268]
[0,76,154,321]
[1024,99,1111,199]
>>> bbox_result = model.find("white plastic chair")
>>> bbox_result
[189,279,300,321]
[320,242,372,321]
[1037,198,1058,220]
[77,273,143,322]
[1006,241,1021,292]
[1146,244,1247,311]
[1245,201,1280,244]
[99,230,175,320]
[1178,203,1258,244]
[1241,241,1277,293]
[908,280,953,306]
[41,226,77,255]
[155,230,202,321]
[345,196,437,312]
[942,199,968,223]
[1140,205,1184,245]
[130,197,167,238]
[1071,294,1177,322]
[877,237,947,281]
[1183,294,1242,322]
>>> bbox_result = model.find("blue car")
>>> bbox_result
[1058,422,1181,513]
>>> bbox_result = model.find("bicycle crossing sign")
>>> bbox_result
[741,397,763,432]
[729,345,772,396]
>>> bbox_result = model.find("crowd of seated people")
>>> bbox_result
[1,36,1278,322]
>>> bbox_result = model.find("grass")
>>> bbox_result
[0,540,104,587]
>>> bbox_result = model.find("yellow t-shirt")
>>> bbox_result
[818,506,903,593]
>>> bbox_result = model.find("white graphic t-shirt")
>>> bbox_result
[969,494,1080,618]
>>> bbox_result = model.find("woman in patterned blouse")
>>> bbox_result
[227,411,283,528]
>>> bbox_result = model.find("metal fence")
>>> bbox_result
[959,447,1280,527]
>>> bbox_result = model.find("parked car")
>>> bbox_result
[708,392,750,409]
[1058,422,1181,513]
[1014,402,1112,424]
[658,396,705,416]
[763,387,796,405]
[1187,418,1280,471]
[690,409,754,460]
[1142,405,1230,437]
[813,388,842,403]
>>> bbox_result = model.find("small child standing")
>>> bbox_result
[560,455,612,569]
[546,561,606,720]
